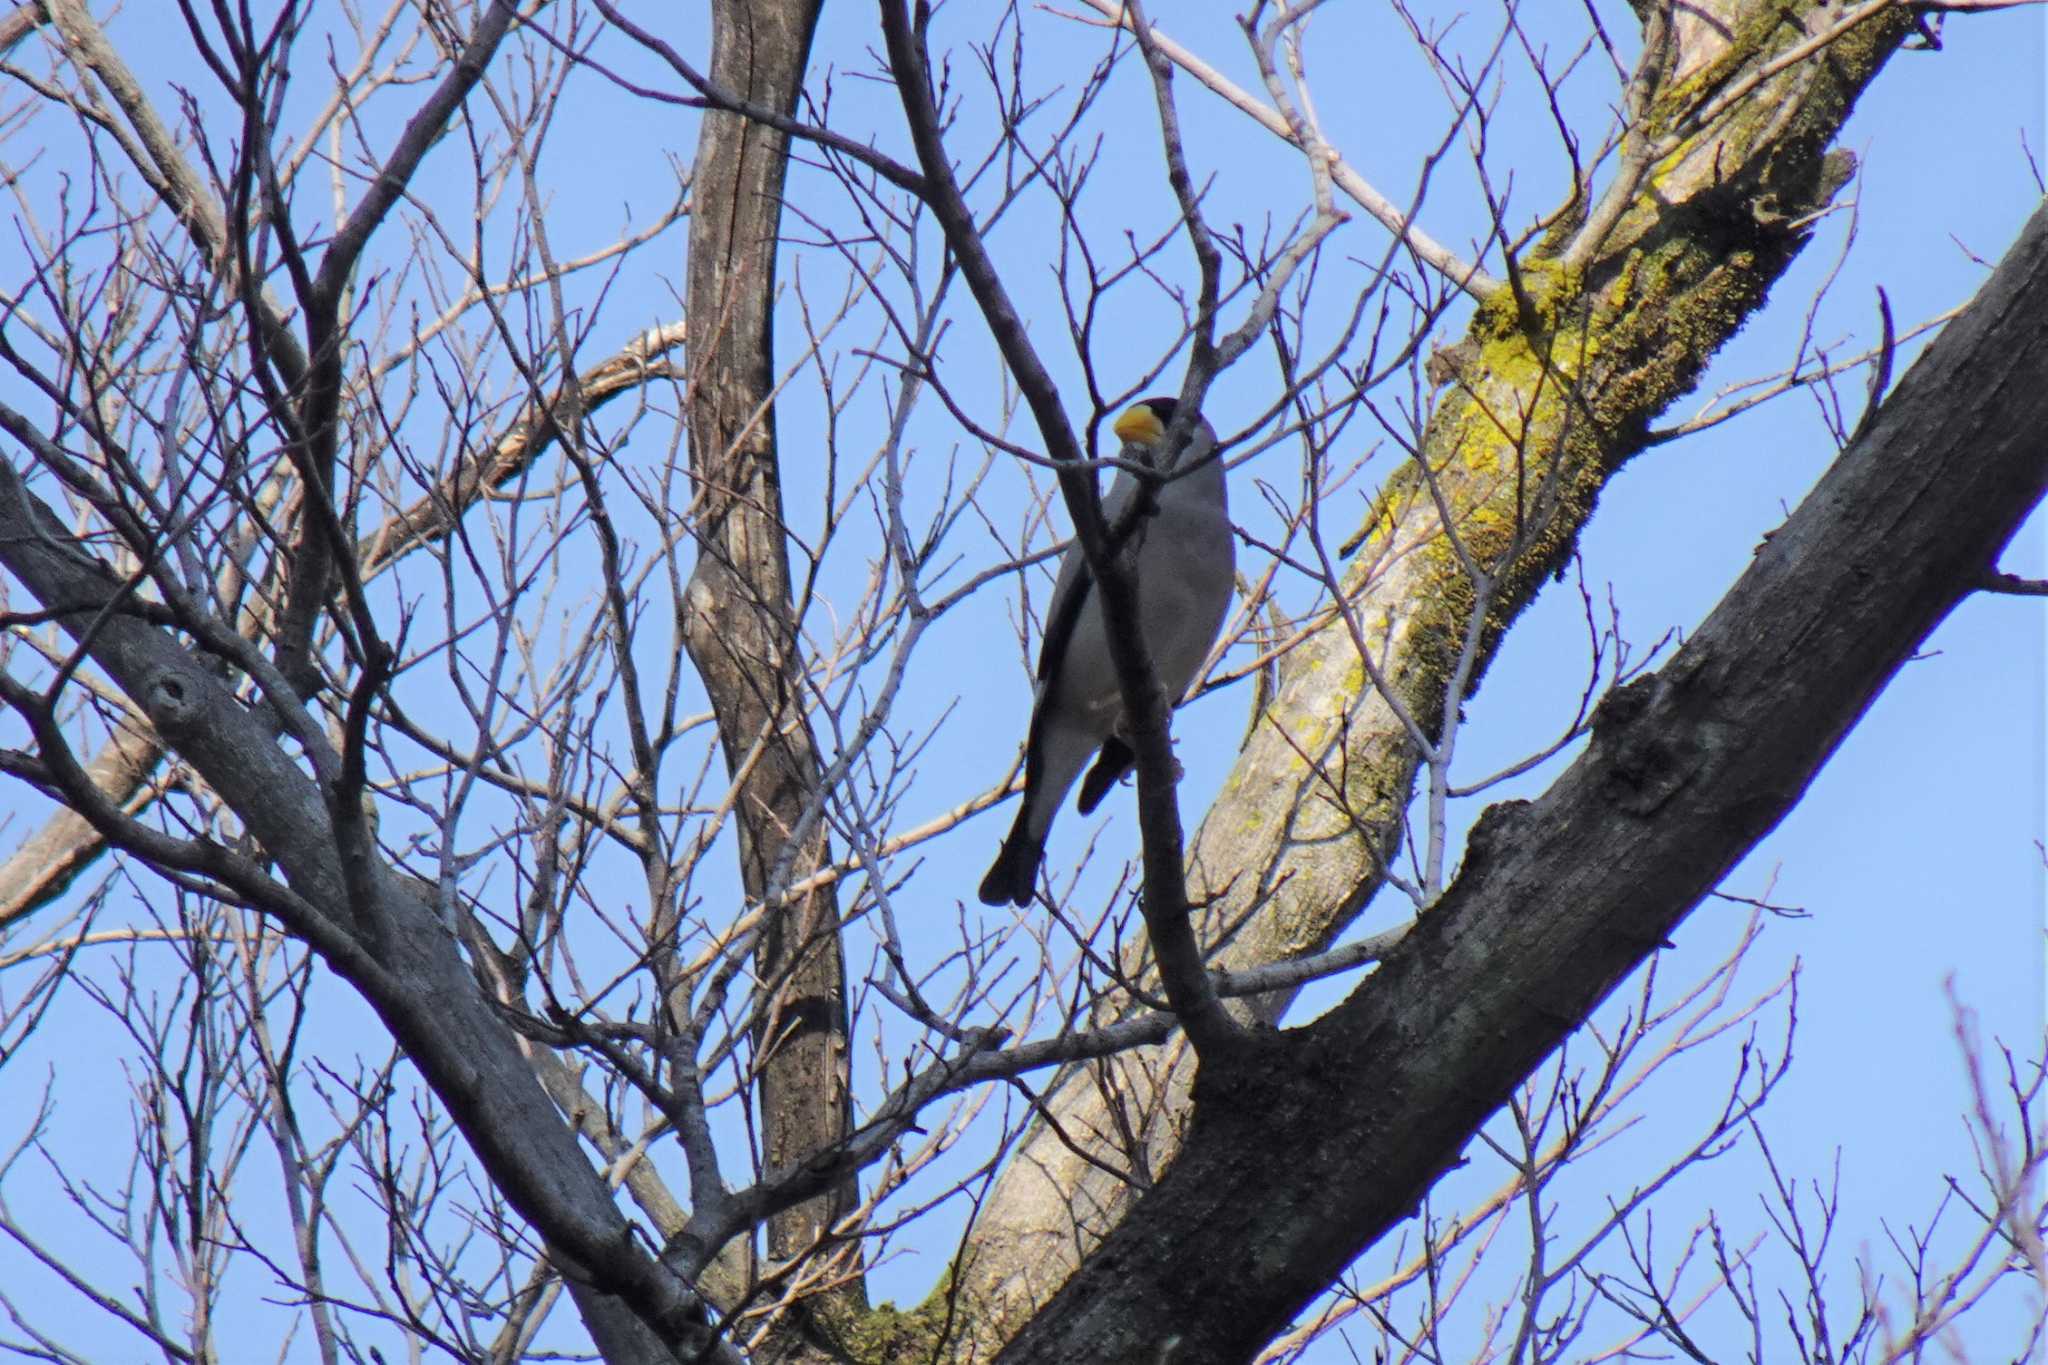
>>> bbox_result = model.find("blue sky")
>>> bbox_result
[0,2,2040,1360]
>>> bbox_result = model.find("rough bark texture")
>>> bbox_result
[994,197,2048,1365]
[953,1,1919,1339]
[678,0,862,1332]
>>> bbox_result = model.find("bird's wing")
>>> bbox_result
[1034,551,1093,688]
[1033,470,1139,687]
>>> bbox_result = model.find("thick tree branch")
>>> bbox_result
[999,196,2048,1365]
[1980,569,2048,596]
[0,464,731,1363]
[671,3,868,1344]
[957,0,1922,1336]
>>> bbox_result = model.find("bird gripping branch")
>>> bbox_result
[977,397,1234,908]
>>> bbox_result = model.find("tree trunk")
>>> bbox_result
[678,0,863,1338]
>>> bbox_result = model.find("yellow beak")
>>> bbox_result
[1112,405,1166,446]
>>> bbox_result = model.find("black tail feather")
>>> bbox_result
[1074,737,1135,816]
[977,821,1043,907]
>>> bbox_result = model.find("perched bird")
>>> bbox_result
[977,397,1234,908]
